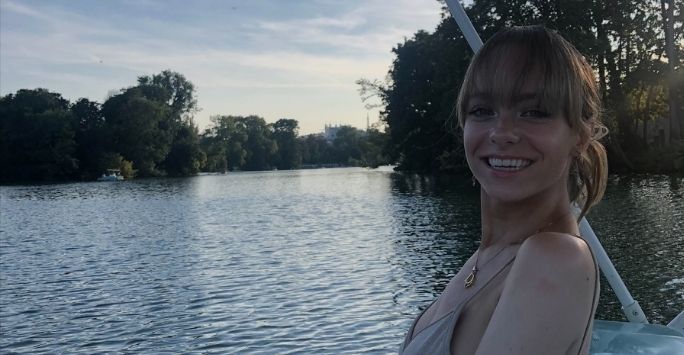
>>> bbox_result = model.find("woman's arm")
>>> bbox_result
[474,233,598,355]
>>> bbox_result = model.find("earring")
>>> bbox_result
[472,176,478,187]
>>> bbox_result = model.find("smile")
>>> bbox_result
[485,157,532,171]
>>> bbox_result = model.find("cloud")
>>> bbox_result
[1,0,443,132]
[2,1,43,18]
[249,0,442,55]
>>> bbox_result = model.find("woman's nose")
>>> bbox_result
[489,114,520,145]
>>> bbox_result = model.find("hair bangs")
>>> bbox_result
[455,25,607,219]
[458,27,580,127]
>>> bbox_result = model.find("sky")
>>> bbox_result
[1,0,447,134]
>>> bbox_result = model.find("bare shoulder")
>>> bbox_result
[509,232,598,314]
[516,232,596,277]
[474,233,598,354]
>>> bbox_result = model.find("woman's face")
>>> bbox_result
[463,88,579,204]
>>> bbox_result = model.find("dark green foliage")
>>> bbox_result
[102,87,173,176]
[71,98,110,179]
[199,119,392,172]
[242,116,277,171]
[272,118,302,170]
[101,70,202,177]
[632,142,684,172]
[299,134,336,165]
[367,0,682,173]
[164,122,205,176]
[0,70,207,183]
[137,70,197,119]
[2,67,392,182]
[0,89,78,182]
[200,115,279,171]
[362,128,392,168]
[201,115,249,171]
[199,129,228,173]
[298,126,392,168]
[373,20,472,172]
[332,126,363,164]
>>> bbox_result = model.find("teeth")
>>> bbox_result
[487,158,531,171]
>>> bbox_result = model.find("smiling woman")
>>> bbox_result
[457,25,608,220]
[399,26,608,355]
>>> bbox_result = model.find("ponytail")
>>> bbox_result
[572,124,609,220]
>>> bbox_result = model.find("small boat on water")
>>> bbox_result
[442,1,684,353]
[96,169,124,181]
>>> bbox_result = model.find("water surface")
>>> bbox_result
[1,168,682,353]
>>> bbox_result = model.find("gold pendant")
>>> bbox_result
[464,271,475,288]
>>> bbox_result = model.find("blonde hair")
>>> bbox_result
[456,26,608,219]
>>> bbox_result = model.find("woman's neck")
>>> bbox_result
[478,185,576,248]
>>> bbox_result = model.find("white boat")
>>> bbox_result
[443,1,684,353]
[592,319,684,354]
[96,169,124,181]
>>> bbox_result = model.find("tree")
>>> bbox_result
[100,70,202,177]
[240,116,277,171]
[137,69,198,119]
[164,121,205,176]
[135,70,203,176]
[71,98,109,179]
[199,128,228,172]
[203,115,248,171]
[0,89,78,182]
[661,0,682,141]
[297,125,391,168]
[364,18,471,172]
[367,0,682,172]
[102,87,173,176]
[200,115,278,171]
[332,126,363,164]
[299,134,334,165]
[271,118,301,169]
[361,128,391,168]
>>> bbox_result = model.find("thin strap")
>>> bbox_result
[405,248,518,345]
[402,298,438,346]
[576,235,599,355]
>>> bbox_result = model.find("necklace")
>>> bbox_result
[464,244,509,288]
[464,211,573,289]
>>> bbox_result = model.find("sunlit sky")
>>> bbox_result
[1,0,447,134]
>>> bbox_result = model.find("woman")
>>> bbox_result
[399,26,608,355]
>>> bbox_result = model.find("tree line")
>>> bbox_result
[0,71,390,183]
[359,0,683,173]
[200,115,390,172]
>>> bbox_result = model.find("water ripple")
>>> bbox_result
[1,170,682,353]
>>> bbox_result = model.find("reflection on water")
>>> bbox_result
[388,173,684,324]
[388,173,480,302]
[588,175,684,323]
[0,169,682,353]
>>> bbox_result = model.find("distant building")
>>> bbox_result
[324,124,342,143]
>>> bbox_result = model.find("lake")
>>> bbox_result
[1,168,682,354]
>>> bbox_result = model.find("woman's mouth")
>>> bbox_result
[484,157,533,172]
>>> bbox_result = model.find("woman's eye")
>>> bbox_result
[520,109,550,118]
[468,107,495,118]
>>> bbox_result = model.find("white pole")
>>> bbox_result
[443,0,648,324]
[444,0,483,52]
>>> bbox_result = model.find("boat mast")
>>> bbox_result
[443,0,483,52]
